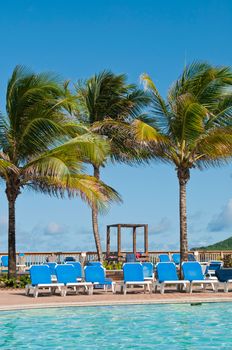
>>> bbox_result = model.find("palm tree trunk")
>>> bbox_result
[177,167,190,265]
[92,165,103,262]
[8,196,16,278]
[6,179,19,278]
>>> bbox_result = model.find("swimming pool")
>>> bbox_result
[0,303,231,349]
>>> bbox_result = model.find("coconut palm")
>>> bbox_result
[75,71,150,260]
[0,66,119,277]
[134,62,232,263]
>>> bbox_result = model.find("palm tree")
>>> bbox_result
[75,71,150,260]
[134,62,232,264]
[0,66,119,277]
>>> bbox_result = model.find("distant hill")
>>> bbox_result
[192,236,232,251]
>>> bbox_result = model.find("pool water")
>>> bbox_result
[0,303,231,349]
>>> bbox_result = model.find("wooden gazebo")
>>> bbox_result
[106,224,149,259]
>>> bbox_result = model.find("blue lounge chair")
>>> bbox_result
[84,265,116,293]
[182,262,218,293]
[154,262,190,294]
[25,265,64,298]
[126,253,137,263]
[172,253,180,265]
[87,261,102,266]
[142,262,154,281]
[65,261,82,281]
[205,261,222,279]
[55,264,93,296]
[1,256,8,273]
[159,254,170,262]
[64,256,76,263]
[215,269,232,292]
[122,263,152,295]
[45,262,57,275]
[188,253,196,262]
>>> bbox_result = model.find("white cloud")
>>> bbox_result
[45,222,66,235]
[155,217,172,234]
[208,199,232,232]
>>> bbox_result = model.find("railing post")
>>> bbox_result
[144,224,148,255]
[106,225,110,257]
[117,225,121,257]
[133,227,136,254]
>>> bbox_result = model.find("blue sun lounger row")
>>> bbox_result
[159,253,196,264]
[26,263,116,297]
[155,262,218,294]
[26,264,94,297]
[25,261,221,297]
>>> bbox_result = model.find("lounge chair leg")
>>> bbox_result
[61,287,66,297]
[88,285,93,295]
[160,283,165,294]
[33,287,39,298]
[25,285,30,296]
[212,283,217,293]
[112,283,116,294]
[189,283,193,294]
[123,284,127,295]
[52,287,57,295]
[224,283,229,293]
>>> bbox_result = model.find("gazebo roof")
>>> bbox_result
[107,224,147,228]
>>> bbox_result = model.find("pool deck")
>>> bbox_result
[0,289,232,311]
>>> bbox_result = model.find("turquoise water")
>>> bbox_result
[0,303,231,349]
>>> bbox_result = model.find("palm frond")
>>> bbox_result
[132,119,167,143]
[28,174,121,213]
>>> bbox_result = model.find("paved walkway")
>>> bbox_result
[0,289,232,311]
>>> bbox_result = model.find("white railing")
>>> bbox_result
[0,250,231,266]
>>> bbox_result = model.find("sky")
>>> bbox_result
[1,0,232,253]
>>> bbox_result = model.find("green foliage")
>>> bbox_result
[0,66,119,210]
[223,254,232,268]
[193,236,232,251]
[0,274,31,288]
[75,70,151,165]
[137,62,232,169]
[75,70,150,124]
[103,261,122,270]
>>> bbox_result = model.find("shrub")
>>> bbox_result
[0,274,31,288]
[223,254,232,268]
[103,261,122,270]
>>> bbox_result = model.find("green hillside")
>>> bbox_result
[193,236,232,250]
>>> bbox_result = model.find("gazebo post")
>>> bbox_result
[144,224,148,255]
[133,226,136,254]
[106,225,110,257]
[117,224,121,257]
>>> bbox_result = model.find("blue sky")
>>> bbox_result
[0,0,232,253]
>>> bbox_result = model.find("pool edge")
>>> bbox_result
[1,297,232,311]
